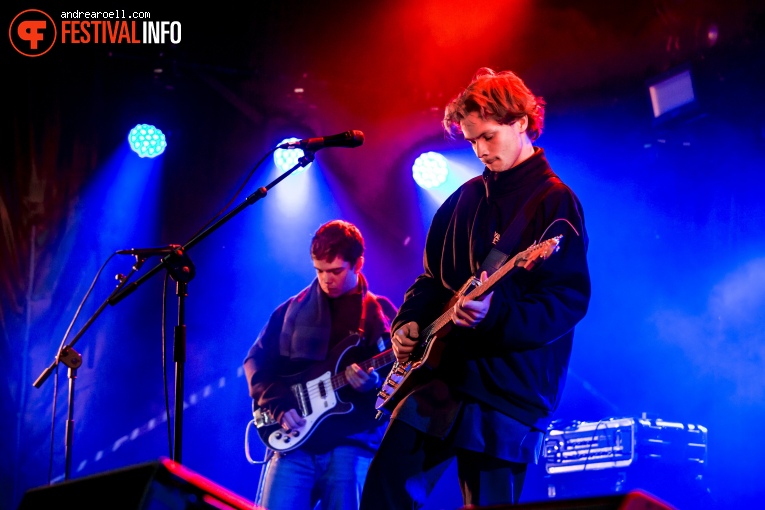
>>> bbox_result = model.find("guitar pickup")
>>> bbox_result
[292,384,313,416]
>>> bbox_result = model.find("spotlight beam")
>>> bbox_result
[36,148,315,468]
[109,149,315,304]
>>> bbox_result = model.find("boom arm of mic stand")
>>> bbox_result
[33,260,144,389]
[30,149,314,473]
[108,151,315,306]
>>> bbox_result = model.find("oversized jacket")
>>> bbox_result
[392,147,590,431]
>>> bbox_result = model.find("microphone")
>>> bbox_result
[116,245,182,257]
[278,130,364,151]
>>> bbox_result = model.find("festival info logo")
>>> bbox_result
[10,9,57,57]
[10,10,181,57]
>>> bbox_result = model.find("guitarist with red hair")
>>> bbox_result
[361,68,591,508]
[244,219,397,510]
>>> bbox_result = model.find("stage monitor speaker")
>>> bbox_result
[18,457,260,510]
[462,489,676,510]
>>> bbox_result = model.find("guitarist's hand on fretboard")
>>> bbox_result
[451,271,494,328]
[392,322,420,363]
[345,363,380,392]
[376,237,562,416]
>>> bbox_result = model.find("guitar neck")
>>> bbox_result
[330,349,396,390]
[420,250,526,339]
[466,250,525,301]
[376,236,561,416]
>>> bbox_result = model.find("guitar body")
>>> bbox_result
[375,280,474,415]
[375,236,563,416]
[253,333,395,452]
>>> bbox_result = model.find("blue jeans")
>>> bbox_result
[258,446,373,510]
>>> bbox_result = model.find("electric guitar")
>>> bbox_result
[375,235,563,415]
[252,333,395,452]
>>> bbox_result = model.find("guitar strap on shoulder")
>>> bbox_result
[357,293,367,336]
[477,178,558,277]
[358,291,391,352]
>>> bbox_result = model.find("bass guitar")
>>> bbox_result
[252,333,394,452]
[375,235,563,415]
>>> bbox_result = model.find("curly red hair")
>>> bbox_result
[444,67,546,141]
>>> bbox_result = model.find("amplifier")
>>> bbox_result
[543,415,707,475]
[539,415,710,506]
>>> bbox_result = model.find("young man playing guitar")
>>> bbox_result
[360,68,591,508]
[243,220,397,510]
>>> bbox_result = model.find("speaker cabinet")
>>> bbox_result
[18,457,258,510]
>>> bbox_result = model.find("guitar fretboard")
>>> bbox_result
[330,349,396,390]
[419,236,562,346]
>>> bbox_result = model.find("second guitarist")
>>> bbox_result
[243,220,397,510]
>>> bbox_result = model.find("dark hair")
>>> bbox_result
[311,220,365,266]
[443,67,546,141]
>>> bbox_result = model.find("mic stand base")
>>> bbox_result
[173,281,188,463]
[60,347,82,481]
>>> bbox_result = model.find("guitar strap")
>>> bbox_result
[477,177,558,277]
[357,293,367,336]
[357,291,388,352]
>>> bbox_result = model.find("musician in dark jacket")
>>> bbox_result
[360,68,591,508]
[244,219,397,510]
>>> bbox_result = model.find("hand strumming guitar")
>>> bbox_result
[392,272,494,364]
[280,408,306,432]
[392,322,420,363]
[278,364,379,432]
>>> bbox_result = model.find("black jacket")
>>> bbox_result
[392,148,590,430]
[245,279,397,453]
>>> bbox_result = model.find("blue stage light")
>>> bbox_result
[128,124,167,158]
[274,137,312,172]
[412,151,449,189]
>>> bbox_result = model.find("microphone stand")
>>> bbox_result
[33,259,147,480]
[40,150,316,468]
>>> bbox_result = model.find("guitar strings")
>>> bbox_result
[376,238,562,405]
[290,233,574,411]
[296,356,396,403]
[300,237,562,407]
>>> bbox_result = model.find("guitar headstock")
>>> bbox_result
[514,235,563,270]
